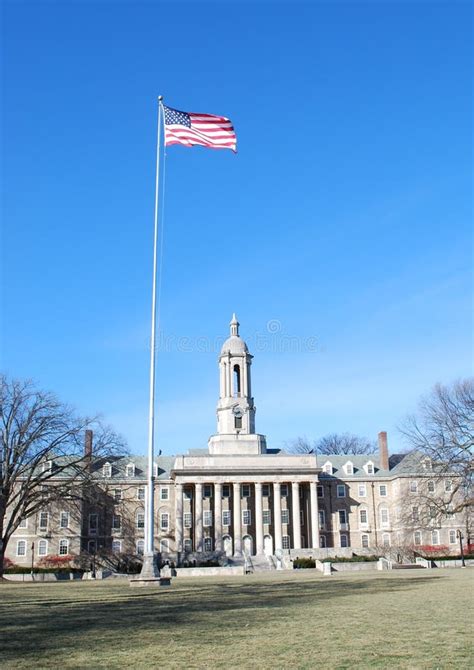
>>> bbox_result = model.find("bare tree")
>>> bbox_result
[399,378,474,517]
[286,433,376,456]
[0,375,126,578]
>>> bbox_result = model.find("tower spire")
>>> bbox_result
[230,313,239,337]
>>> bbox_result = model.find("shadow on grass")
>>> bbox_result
[0,574,447,662]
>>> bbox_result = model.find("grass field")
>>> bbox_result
[1,569,473,669]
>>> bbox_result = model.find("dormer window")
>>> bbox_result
[102,462,112,478]
[42,460,52,473]
[344,461,354,476]
[322,462,333,475]
[126,463,135,477]
[153,462,158,477]
[364,461,375,475]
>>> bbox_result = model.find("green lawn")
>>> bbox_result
[1,570,473,669]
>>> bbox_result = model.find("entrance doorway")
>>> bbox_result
[264,534,273,556]
[223,535,233,557]
[243,535,253,556]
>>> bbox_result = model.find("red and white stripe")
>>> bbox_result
[164,113,237,152]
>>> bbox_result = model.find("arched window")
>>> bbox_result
[233,365,241,397]
[125,463,135,477]
[361,534,369,548]
[16,540,27,557]
[136,540,145,555]
[382,533,391,548]
[102,462,112,478]
[431,530,440,545]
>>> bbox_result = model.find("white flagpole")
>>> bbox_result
[143,95,164,577]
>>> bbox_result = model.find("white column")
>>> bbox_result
[255,482,264,554]
[175,483,183,553]
[214,482,223,552]
[309,481,320,549]
[233,482,242,556]
[195,483,203,552]
[292,482,301,550]
[273,482,282,552]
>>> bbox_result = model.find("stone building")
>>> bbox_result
[6,316,467,568]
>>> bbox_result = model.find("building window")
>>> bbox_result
[112,540,122,553]
[262,509,271,525]
[126,463,135,477]
[184,489,193,500]
[102,462,112,478]
[359,509,368,525]
[153,463,158,478]
[89,513,98,533]
[358,484,367,497]
[136,512,145,530]
[222,510,231,526]
[160,513,169,531]
[365,462,374,475]
[262,484,270,497]
[241,484,251,498]
[413,531,422,546]
[234,416,242,430]
[184,513,193,529]
[38,539,48,556]
[59,511,69,529]
[318,510,325,529]
[300,510,304,526]
[281,484,289,496]
[16,540,27,557]
[184,538,192,553]
[203,485,212,498]
[19,518,28,529]
[345,462,354,475]
[446,505,455,518]
[338,510,348,526]
[204,537,213,552]
[233,364,241,397]
[431,530,440,546]
[323,462,333,475]
[410,481,418,493]
[428,481,435,493]
[449,530,457,545]
[430,506,437,519]
[113,489,122,503]
[412,506,419,523]
[382,533,391,548]
[337,485,346,498]
[160,487,169,501]
[380,508,389,527]
[340,535,348,548]
[242,510,251,526]
[112,515,121,530]
[222,485,230,498]
[281,509,289,524]
[160,539,169,553]
[137,488,145,501]
[319,535,326,548]
[379,485,387,497]
[282,535,290,550]
[59,539,69,556]
[39,511,48,530]
[317,485,324,498]
[445,480,453,493]
[43,460,52,473]
[203,511,213,527]
[361,534,369,548]
[136,540,145,555]
[88,540,96,554]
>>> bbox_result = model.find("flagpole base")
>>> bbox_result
[130,552,170,587]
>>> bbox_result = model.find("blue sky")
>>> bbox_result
[2,1,472,456]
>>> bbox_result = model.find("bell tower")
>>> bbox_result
[208,315,267,455]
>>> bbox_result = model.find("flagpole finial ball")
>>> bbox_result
[158,95,163,102]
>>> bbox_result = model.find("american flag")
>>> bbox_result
[162,104,237,152]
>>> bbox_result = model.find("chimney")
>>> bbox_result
[378,431,389,471]
[84,430,93,470]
